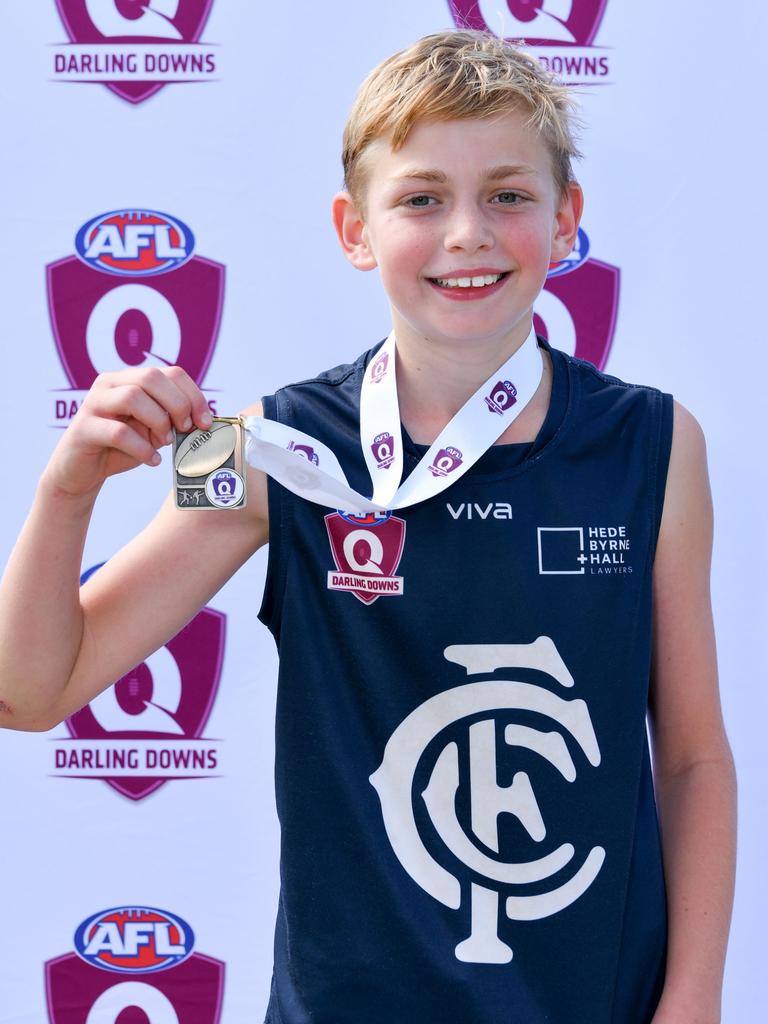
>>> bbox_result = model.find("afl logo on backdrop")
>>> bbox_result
[45,907,225,1023]
[74,907,194,974]
[47,209,225,422]
[75,210,195,277]
[369,638,604,963]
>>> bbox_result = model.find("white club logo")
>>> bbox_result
[369,637,604,964]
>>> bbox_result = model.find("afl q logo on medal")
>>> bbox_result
[369,638,605,964]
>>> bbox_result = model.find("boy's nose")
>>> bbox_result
[443,205,494,253]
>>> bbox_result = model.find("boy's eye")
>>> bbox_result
[493,191,525,205]
[404,195,436,208]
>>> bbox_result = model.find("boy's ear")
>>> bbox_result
[550,182,584,263]
[331,191,378,271]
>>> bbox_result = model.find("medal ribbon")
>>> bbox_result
[243,326,543,513]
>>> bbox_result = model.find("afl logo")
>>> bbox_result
[74,906,194,973]
[75,210,195,277]
[548,227,590,278]
[337,510,392,526]
[370,639,604,963]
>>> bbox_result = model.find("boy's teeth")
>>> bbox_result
[435,273,503,288]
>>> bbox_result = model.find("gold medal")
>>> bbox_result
[173,416,247,510]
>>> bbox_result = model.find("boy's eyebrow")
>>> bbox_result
[391,164,539,184]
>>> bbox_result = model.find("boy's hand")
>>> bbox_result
[44,366,213,499]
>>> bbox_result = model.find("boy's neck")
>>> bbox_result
[392,316,552,446]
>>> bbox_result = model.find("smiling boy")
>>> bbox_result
[0,30,735,1024]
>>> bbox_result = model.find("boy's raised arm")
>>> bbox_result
[0,369,268,733]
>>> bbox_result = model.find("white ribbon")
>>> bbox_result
[244,326,543,514]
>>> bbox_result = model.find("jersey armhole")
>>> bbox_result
[649,390,674,564]
[257,390,293,643]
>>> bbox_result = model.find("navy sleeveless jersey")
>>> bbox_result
[258,337,673,1024]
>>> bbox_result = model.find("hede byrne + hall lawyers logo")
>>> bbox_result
[370,639,604,963]
[52,0,218,104]
[448,0,613,85]
[537,227,619,369]
[45,906,225,1023]
[537,524,633,575]
[47,209,225,428]
[51,562,225,801]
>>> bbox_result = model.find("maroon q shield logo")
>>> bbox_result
[325,513,406,605]
[447,0,608,46]
[371,432,396,469]
[537,257,620,370]
[62,607,225,800]
[484,380,518,415]
[47,253,224,389]
[429,447,464,478]
[45,951,225,1023]
[54,0,216,104]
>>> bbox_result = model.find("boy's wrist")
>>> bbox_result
[37,468,102,512]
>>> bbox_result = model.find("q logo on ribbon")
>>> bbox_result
[370,638,605,963]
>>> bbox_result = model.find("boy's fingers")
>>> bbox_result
[163,365,213,429]
[88,385,174,445]
[93,367,210,433]
[78,416,159,467]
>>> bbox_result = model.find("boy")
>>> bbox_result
[0,30,735,1024]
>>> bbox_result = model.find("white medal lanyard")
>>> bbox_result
[243,326,543,514]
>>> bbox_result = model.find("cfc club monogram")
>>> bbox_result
[369,638,605,963]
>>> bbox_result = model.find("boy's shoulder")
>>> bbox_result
[271,343,382,399]
[557,345,669,401]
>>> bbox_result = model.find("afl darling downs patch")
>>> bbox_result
[257,337,673,1024]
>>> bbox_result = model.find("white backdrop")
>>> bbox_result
[0,2,765,1021]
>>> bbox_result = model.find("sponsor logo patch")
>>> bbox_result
[325,512,405,604]
[537,524,633,575]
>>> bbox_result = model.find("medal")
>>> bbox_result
[173,415,247,510]
[243,326,543,514]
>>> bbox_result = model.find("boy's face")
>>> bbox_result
[333,110,582,353]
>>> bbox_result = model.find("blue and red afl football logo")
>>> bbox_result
[74,907,194,973]
[46,907,225,1023]
[47,209,225,425]
[52,0,218,104]
[537,227,619,369]
[448,1,612,84]
[52,562,226,801]
[75,210,194,276]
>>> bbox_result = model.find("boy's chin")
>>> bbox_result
[405,318,533,349]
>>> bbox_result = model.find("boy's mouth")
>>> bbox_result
[427,271,511,298]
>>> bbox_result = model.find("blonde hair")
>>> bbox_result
[342,30,581,207]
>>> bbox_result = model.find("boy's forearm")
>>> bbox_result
[0,474,98,730]
[652,756,737,1023]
